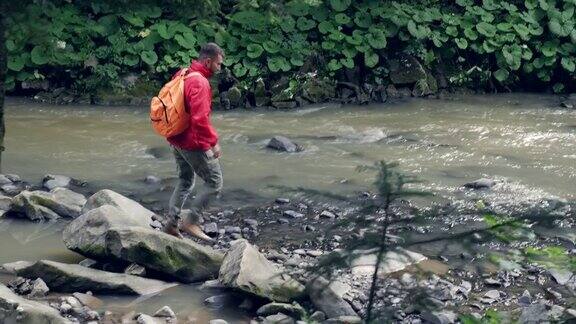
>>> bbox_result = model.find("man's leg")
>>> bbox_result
[187,150,223,224]
[180,150,223,241]
[165,147,195,237]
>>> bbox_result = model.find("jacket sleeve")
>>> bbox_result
[185,77,218,150]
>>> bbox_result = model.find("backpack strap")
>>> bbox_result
[184,71,203,79]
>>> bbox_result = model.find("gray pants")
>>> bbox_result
[168,146,223,224]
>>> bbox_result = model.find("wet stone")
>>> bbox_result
[244,218,258,227]
[518,290,532,306]
[278,218,290,224]
[28,278,49,297]
[153,305,176,318]
[283,210,304,219]
[320,210,336,219]
[276,198,290,204]
[204,222,219,235]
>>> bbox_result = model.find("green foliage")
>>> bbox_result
[4,0,576,94]
[524,245,576,271]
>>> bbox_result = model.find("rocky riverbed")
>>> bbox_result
[0,167,575,324]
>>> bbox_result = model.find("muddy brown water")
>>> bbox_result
[1,94,575,321]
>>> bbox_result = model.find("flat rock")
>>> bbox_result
[0,283,71,323]
[14,260,177,295]
[2,260,35,274]
[349,248,427,275]
[43,174,72,190]
[0,174,12,185]
[64,207,223,283]
[0,195,12,211]
[153,305,176,318]
[548,268,574,285]
[323,316,362,324]
[519,303,549,324]
[257,302,306,319]
[306,276,357,318]
[464,178,496,189]
[28,278,49,297]
[283,210,304,219]
[219,239,305,302]
[11,188,86,221]
[73,292,103,309]
[422,310,458,324]
[263,313,295,324]
[82,189,155,220]
[267,136,302,153]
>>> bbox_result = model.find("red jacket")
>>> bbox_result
[167,61,218,151]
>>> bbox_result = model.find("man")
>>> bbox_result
[163,43,224,241]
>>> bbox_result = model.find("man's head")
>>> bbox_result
[198,43,224,74]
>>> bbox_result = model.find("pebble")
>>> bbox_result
[204,222,219,235]
[28,278,49,297]
[484,278,501,286]
[153,305,176,318]
[149,220,162,229]
[144,175,161,184]
[518,290,532,305]
[277,218,290,224]
[275,198,290,204]
[294,249,306,255]
[284,210,304,218]
[244,218,258,227]
[224,226,241,234]
[306,250,323,257]
[210,320,229,324]
[302,224,315,232]
[320,210,336,219]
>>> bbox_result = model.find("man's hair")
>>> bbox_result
[199,43,224,60]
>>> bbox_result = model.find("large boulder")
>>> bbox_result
[306,276,357,318]
[349,248,427,276]
[11,188,86,221]
[389,54,427,85]
[82,189,155,220]
[0,283,71,324]
[253,78,269,107]
[219,240,305,302]
[63,205,223,282]
[13,260,177,295]
[266,136,303,153]
[42,174,72,190]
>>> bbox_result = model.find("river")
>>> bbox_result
[0,93,574,321]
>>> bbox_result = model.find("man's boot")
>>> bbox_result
[163,220,183,239]
[181,221,214,242]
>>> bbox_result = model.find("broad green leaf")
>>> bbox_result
[322,41,336,50]
[247,44,264,58]
[290,57,304,66]
[446,26,459,37]
[6,40,16,52]
[8,56,25,71]
[354,11,372,28]
[455,38,468,49]
[233,63,247,77]
[366,29,387,49]
[476,22,497,37]
[561,57,575,72]
[124,55,139,66]
[493,68,509,82]
[280,16,296,33]
[120,13,144,27]
[141,50,158,65]
[286,0,310,16]
[553,83,564,93]
[267,56,291,72]
[541,41,557,57]
[329,0,351,12]
[174,32,196,49]
[231,11,266,31]
[31,46,49,65]
[464,28,478,40]
[318,21,335,34]
[329,31,346,41]
[335,13,351,25]
[263,41,281,54]
[327,58,342,71]
[340,57,354,68]
[364,51,379,68]
[297,17,316,31]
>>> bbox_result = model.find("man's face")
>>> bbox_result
[205,54,223,74]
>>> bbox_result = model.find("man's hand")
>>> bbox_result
[212,143,221,159]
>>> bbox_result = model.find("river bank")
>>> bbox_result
[0,168,575,323]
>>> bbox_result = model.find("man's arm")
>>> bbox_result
[186,78,219,152]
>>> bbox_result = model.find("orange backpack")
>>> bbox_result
[150,68,201,137]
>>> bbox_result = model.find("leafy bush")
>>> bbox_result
[5,0,576,96]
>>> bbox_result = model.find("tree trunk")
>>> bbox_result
[0,9,6,172]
